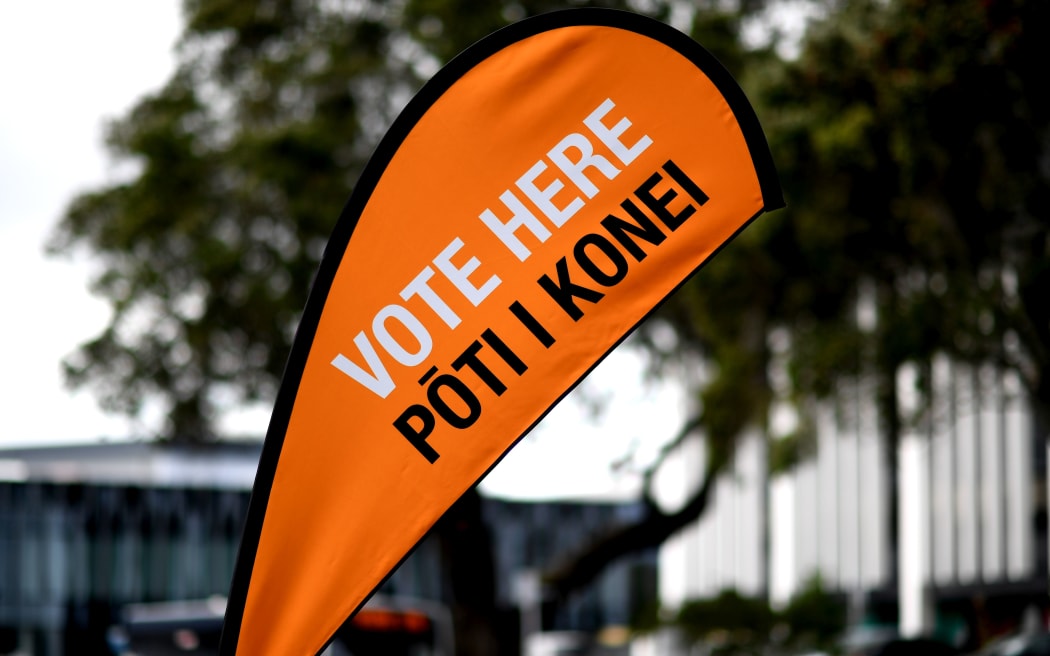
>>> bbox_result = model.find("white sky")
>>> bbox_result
[0,1,183,446]
[0,1,689,501]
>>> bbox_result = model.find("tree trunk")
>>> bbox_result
[433,488,509,656]
[543,463,720,601]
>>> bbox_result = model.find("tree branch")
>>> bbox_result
[542,457,722,601]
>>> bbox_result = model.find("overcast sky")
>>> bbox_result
[0,1,182,447]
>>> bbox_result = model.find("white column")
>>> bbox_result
[769,473,796,606]
[899,433,932,636]
[1004,371,1033,579]
[898,363,933,637]
[978,365,1005,581]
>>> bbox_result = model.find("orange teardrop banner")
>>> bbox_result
[221,8,783,655]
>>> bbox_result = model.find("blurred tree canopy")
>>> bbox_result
[49,0,1049,643]
[744,0,1050,438]
[524,0,1050,602]
[671,577,846,655]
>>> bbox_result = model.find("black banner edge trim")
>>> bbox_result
[219,8,784,655]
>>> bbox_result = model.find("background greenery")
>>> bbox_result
[48,0,1049,652]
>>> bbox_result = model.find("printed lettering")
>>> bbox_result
[509,301,556,348]
[516,160,583,228]
[481,328,527,375]
[538,258,605,321]
[434,237,502,306]
[401,267,461,329]
[453,341,507,395]
[393,405,440,463]
[479,190,552,262]
[583,98,653,166]
[373,304,432,366]
[427,374,482,428]
[600,199,666,262]
[574,233,629,287]
[331,332,396,399]
[548,132,620,199]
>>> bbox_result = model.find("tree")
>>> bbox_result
[49,0,425,440]
[752,0,1050,594]
[670,577,847,655]
[49,0,1050,646]
[49,1,762,653]
[754,0,1050,416]
[45,0,773,446]
[543,0,1050,612]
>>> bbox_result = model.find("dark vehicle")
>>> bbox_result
[107,594,454,655]
[106,598,225,655]
[838,623,959,656]
[859,638,960,656]
[970,631,1050,656]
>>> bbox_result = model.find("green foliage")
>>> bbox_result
[44,0,1050,639]
[676,589,777,654]
[46,0,770,444]
[767,0,1050,408]
[630,598,663,634]
[767,427,810,475]
[639,0,1050,476]
[778,575,849,653]
[48,0,1050,586]
[50,1,418,440]
[46,0,674,440]
[672,578,847,655]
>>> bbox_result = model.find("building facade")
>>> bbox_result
[654,356,1048,651]
[0,441,654,655]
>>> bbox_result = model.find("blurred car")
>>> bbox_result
[969,631,1050,656]
[860,637,961,656]
[523,631,588,656]
[838,625,959,656]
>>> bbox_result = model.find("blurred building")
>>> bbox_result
[0,441,655,655]
[654,355,1048,651]
[483,498,657,636]
[0,443,255,655]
